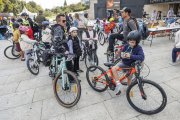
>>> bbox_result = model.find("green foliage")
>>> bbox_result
[0,0,89,17]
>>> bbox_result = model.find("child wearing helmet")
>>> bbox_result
[23,22,34,40]
[67,27,83,76]
[111,30,145,95]
[13,22,24,61]
[82,21,98,51]
[41,21,52,44]
[19,26,37,63]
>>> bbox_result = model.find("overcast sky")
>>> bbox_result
[25,0,81,9]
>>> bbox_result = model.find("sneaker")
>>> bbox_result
[169,62,180,66]
[115,81,123,95]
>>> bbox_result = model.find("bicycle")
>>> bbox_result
[48,49,81,108]
[27,42,47,75]
[82,40,99,68]
[86,61,167,115]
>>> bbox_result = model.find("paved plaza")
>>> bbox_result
[0,36,180,120]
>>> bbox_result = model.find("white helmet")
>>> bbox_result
[87,21,94,27]
[69,27,78,33]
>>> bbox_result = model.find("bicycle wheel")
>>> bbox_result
[86,65,109,92]
[85,51,99,68]
[12,44,20,58]
[4,45,20,59]
[53,70,81,108]
[98,32,105,45]
[126,80,167,115]
[27,58,39,75]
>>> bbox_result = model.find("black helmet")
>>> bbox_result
[84,13,88,18]
[21,12,28,17]
[127,30,141,44]
[13,22,20,29]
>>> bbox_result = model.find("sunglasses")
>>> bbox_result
[62,20,66,23]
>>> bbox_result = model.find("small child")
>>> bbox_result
[18,26,37,63]
[23,22,34,40]
[112,30,145,95]
[82,22,98,51]
[67,27,83,76]
[41,21,52,49]
[12,22,24,61]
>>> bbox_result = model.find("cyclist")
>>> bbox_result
[82,21,98,52]
[67,27,83,76]
[108,7,138,53]
[12,22,24,61]
[112,30,145,95]
[51,14,69,53]
[18,26,37,64]
[41,21,52,43]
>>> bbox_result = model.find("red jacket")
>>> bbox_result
[27,27,34,40]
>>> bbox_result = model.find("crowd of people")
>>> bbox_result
[3,6,180,95]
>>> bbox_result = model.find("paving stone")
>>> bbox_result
[77,87,111,109]
[137,101,180,120]
[65,103,112,120]
[43,114,66,120]
[33,85,54,102]
[104,96,140,120]
[16,76,52,92]
[164,77,180,93]
[0,82,19,96]
[0,101,42,120]
[0,89,34,111]
[41,98,77,120]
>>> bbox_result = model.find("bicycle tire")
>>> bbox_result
[53,70,81,108]
[27,58,39,75]
[126,80,167,115]
[4,45,20,59]
[85,51,99,68]
[86,65,109,92]
[98,32,105,45]
[11,44,21,58]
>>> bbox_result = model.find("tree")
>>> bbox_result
[0,0,4,12]
[64,0,67,7]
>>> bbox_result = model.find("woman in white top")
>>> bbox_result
[41,21,52,43]
[172,30,180,63]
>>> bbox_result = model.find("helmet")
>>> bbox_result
[84,13,88,18]
[109,17,114,22]
[13,22,20,29]
[21,12,28,17]
[19,26,29,32]
[87,22,94,27]
[42,21,49,26]
[69,27,78,33]
[127,30,141,44]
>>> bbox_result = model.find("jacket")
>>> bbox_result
[175,30,180,48]
[19,34,36,51]
[122,44,145,66]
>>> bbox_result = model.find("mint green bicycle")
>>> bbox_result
[48,51,81,108]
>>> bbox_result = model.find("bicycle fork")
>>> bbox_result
[137,77,147,100]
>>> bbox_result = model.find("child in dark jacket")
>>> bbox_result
[67,27,83,76]
[112,30,145,95]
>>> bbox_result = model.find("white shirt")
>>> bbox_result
[19,34,36,51]
[175,30,180,48]
[42,28,52,43]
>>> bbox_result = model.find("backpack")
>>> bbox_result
[127,17,149,40]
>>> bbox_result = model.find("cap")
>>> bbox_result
[120,7,131,14]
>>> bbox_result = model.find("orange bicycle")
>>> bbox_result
[86,61,167,115]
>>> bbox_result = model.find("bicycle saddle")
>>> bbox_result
[104,62,115,67]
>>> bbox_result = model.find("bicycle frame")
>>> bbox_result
[96,67,137,86]
[50,55,69,89]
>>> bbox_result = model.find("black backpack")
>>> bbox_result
[127,17,139,31]
[42,49,52,67]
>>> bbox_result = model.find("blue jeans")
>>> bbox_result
[172,47,180,63]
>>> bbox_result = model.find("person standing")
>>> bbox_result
[172,30,180,64]
[35,11,46,39]
[108,7,138,53]
[151,10,157,21]
[167,8,174,19]
[65,12,71,32]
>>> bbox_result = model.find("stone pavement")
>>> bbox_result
[0,36,180,120]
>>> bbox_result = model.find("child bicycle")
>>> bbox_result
[26,41,47,75]
[46,48,81,108]
[86,61,167,115]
